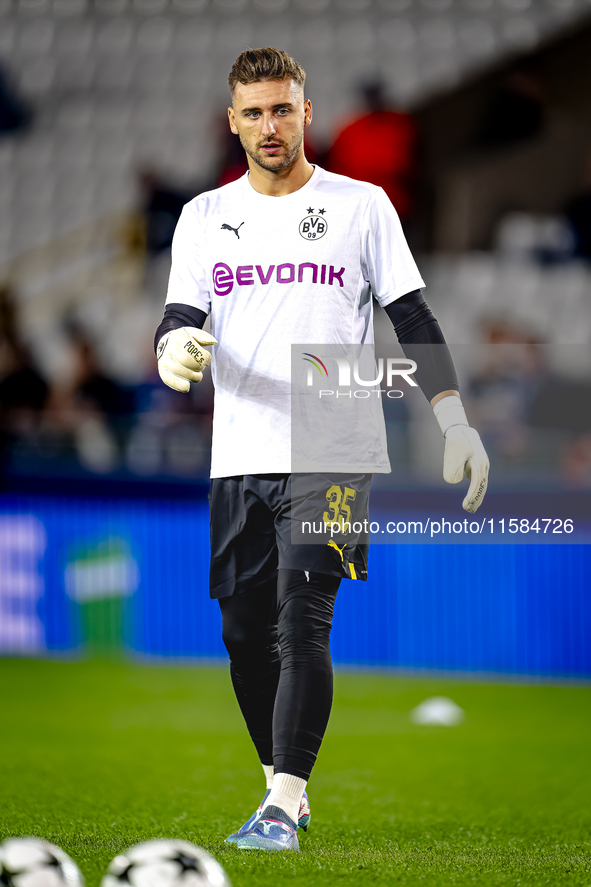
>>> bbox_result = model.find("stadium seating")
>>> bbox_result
[0,0,590,450]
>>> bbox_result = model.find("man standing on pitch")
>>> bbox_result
[154,47,489,852]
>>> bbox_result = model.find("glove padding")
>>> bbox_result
[157,327,217,393]
[443,425,490,514]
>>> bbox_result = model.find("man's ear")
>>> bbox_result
[228,106,239,135]
[304,98,313,128]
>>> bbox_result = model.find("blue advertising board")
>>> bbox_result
[0,494,589,677]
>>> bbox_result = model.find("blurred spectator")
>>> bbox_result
[137,166,191,257]
[215,114,249,187]
[326,80,417,222]
[561,433,591,489]
[467,318,591,488]
[0,61,31,136]
[473,60,545,152]
[466,319,546,460]
[495,212,575,265]
[528,369,591,489]
[564,151,591,262]
[126,344,213,478]
[45,326,134,474]
[65,326,133,413]
[0,286,48,449]
[0,339,48,425]
[0,278,215,481]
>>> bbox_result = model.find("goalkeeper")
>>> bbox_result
[154,46,489,853]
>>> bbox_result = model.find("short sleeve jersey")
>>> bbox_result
[166,166,425,478]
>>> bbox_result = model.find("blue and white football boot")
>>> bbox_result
[225,790,310,844]
[236,805,299,852]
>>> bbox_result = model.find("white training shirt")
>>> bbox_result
[166,166,425,478]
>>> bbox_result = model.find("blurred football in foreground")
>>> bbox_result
[101,840,231,887]
[0,837,85,887]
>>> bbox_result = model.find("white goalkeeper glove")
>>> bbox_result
[433,395,490,514]
[156,326,217,393]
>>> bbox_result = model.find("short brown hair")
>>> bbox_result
[228,47,306,96]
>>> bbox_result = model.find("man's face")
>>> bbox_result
[228,78,312,174]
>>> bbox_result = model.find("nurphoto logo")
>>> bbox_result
[301,353,418,398]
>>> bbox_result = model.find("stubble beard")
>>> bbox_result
[241,131,304,174]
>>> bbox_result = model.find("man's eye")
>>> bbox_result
[277,109,289,116]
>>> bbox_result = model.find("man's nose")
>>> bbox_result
[261,115,276,136]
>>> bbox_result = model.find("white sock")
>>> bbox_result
[262,763,274,791]
[264,772,307,825]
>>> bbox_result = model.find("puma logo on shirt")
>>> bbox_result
[221,222,244,239]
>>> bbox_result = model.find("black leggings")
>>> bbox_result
[219,569,340,781]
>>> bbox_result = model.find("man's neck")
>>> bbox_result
[246,154,315,197]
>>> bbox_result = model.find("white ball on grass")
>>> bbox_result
[101,840,231,887]
[0,837,85,887]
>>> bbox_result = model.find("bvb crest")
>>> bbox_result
[299,214,328,240]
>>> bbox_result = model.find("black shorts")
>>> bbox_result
[209,473,372,599]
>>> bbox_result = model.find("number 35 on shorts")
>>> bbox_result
[323,485,356,533]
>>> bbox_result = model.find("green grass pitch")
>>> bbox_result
[1,659,590,886]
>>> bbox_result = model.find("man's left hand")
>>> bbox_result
[443,425,489,513]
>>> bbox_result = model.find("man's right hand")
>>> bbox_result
[156,327,218,393]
